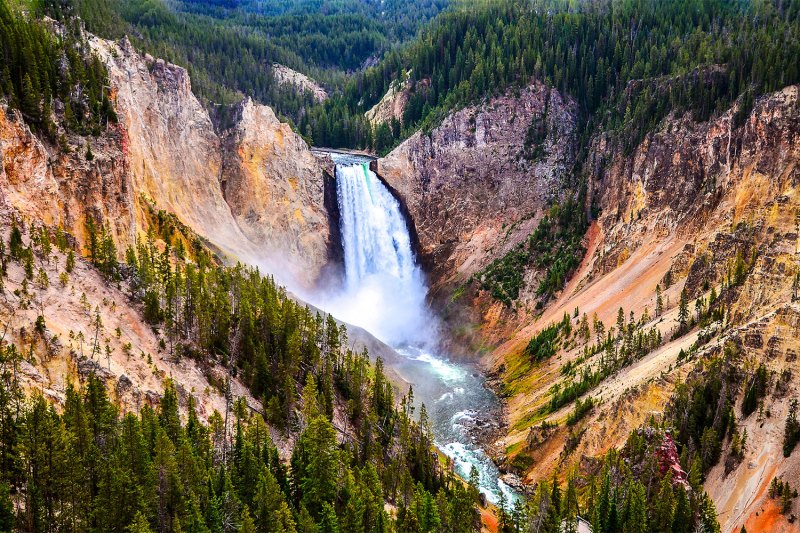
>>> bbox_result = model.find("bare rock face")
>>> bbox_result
[0,107,59,223]
[270,63,328,102]
[0,105,136,250]
[84,36,334,286]
[592,85,800,286]
[487,85,800,532]
[222,99,334,285]
[89,36,259,261]
[365,75,423,127]
[378,82,578,296]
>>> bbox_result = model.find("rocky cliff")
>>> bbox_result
[378,81,578,300]
[221,99,334,284]
[365,74,417,126]
[485,85,800,532]
[87,35,334,287]
[2,35,336,287]
[271,63,328,102]
[0,103,137,250]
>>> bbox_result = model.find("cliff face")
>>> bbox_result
[86,36,334,286]
[0,105,136,250]
[270,63,328,102]
[378,82,578,298]
[365,75,418,126]
[222,99,333,283]
[0,33,356,457]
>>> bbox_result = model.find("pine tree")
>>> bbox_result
[0,482,14,532]
[20,73,40,120]
[677,288,689,334]
[655,284,663,316]
[784,399,800,457]
[239,506,256,533]
[126,511,155,533]
[624,481,647,533]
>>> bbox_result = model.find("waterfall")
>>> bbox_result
[332,162,433,345]
[337,163,416,289]
[318,153,517,506]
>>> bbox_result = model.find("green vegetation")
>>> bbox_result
[741,363,768,417]
[784,398,800,458]
[38,0,447,147]
[768,477,798,515]
[543,306,662,414]
[523,315,569,362]
[668,345,743,475]
[341,0,800,152]
[476,198,587,306]
[0,220,482,531]
[515,428,720,533]
[0,0,116,136]
[28,0,800,156]
[565,396,594,426]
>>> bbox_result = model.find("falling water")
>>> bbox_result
[337,163,417,294]
[332,161,434,345]
[327,154,518,506]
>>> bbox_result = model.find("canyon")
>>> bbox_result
[3,26,800,532]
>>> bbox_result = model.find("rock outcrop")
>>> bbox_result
[365,74,420,126]
[222,99,334,283]
[270,63,328,102]
[2,34,337,289]
[0,104,136,251]
[378,82,578,297]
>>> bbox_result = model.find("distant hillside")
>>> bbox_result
[38,0,449,129]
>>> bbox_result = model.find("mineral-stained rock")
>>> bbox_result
[222,99,333,286]
[378,81,578,296]
[82,35,335,286]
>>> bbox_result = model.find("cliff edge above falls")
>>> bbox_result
[378,81,578,300]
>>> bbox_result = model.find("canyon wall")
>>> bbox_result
[488,86,800,532]
[2,35,336,288]
[221,99,334,283]
[378,81,578,298]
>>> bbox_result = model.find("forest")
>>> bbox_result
[7,0,799,152]
[0,0,116,137]
[32,0,448,135]
[0,214,485,532]
[308,0,800,151]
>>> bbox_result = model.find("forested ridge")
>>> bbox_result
[34,0,448,134]
[0,0,116,137]
[324,0,800,151]
[0,215,486,532]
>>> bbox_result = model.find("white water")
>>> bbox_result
[326,161,436,345]
[320,154,517,505]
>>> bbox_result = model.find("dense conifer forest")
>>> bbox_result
[0,216,485,531]
[0,0,116,137]
[323,0,800,152]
